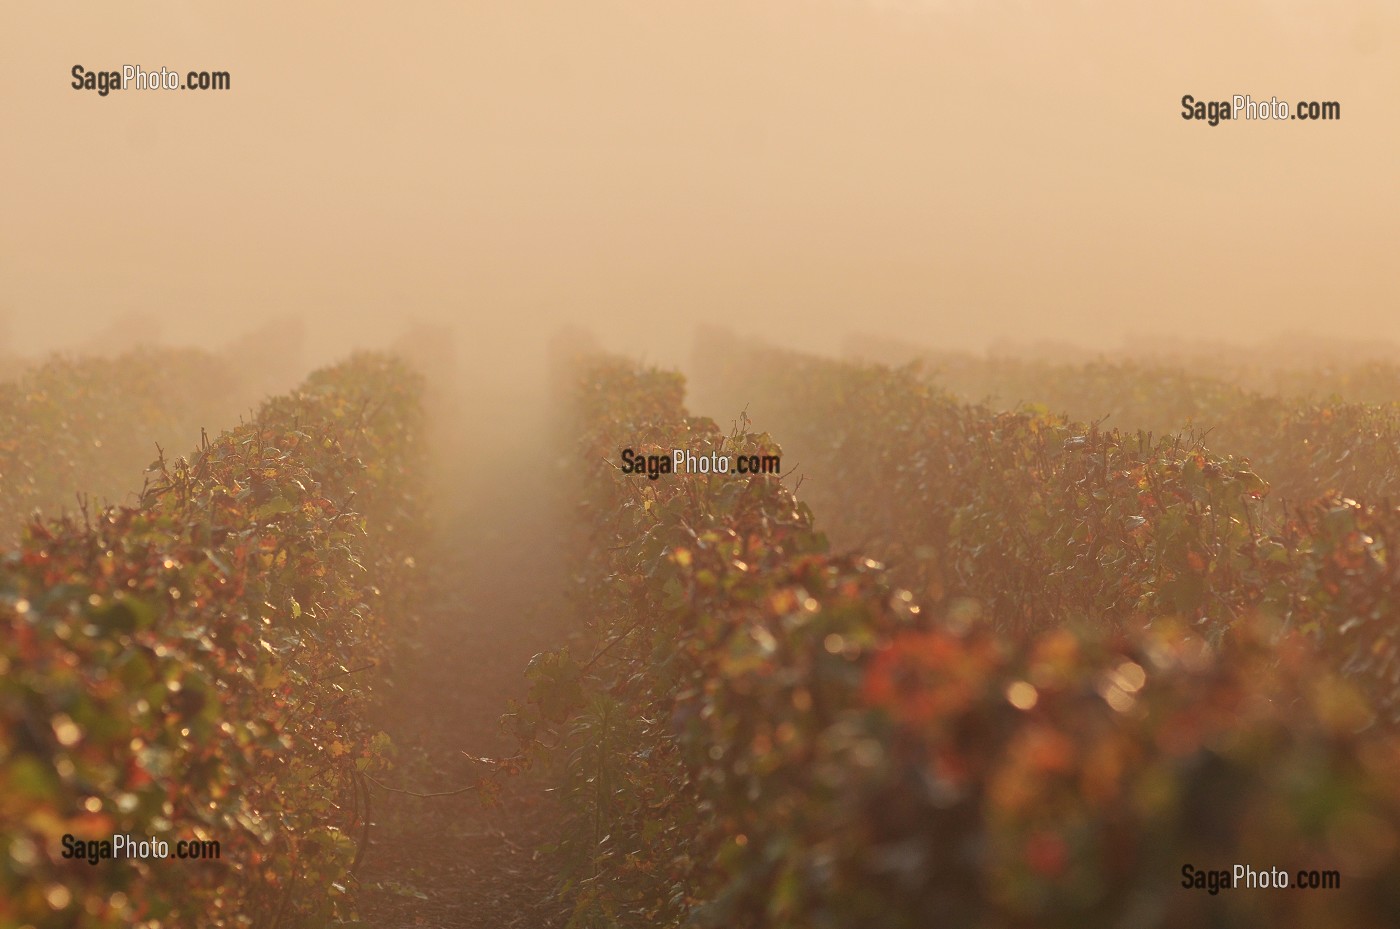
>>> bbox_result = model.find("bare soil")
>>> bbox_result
[355,461,572,928]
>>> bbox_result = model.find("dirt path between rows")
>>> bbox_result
[355,444,572,928]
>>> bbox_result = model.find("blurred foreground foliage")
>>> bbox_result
[510,352,1400,929]
[0,354,424,928]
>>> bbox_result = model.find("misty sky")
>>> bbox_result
[2,1,1396,369]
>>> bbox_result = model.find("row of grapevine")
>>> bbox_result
[512,353,1400,928]
[839,334,1400,504]
[0,354,425,928]
[845,332,1400,407]
[0,349,262,540]
[692,345,1278,632]
[691,341,1400,716]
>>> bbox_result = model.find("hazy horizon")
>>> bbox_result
[3,1,1396,373]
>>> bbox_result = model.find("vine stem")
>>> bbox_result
[362,772,480,799]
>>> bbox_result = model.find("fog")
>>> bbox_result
[2,1,1397,384]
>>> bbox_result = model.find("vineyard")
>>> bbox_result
[5,338,1400,928]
